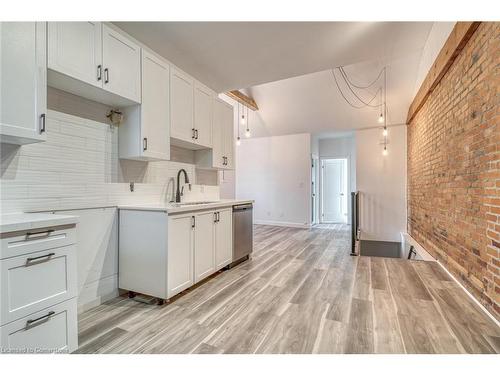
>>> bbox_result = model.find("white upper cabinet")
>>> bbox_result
[102,24,141,103]
[120,50,170,161]
[193,82,213,148]
[194,97,234,170]
[0,22,47,145]
[48,22,102,88]
[222,101,235,169]
[47,22,141,106]
[211,98,226,168]
[170,68,194,143]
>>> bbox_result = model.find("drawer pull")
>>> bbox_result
[25,252,55,266]
[26,229,54,239]
[26,311,55,329]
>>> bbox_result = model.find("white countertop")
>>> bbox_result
[0,212,79,234]
[118,199,254,214]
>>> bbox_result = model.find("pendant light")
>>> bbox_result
[382,68,388,156]
[236,102,241,146]
[244,105,251,138]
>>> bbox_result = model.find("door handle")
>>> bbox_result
[191,216,196,228]
[97,65,102,81]
[192,128,196,139]
[216,212,220,222]
[104,68,109,84]
[214,212,218,223]
[195,129,199,139]
[39,113,46,134]
[340,193,344,196]
[143,137,148,151]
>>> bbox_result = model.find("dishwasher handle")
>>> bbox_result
[233,204,253,211]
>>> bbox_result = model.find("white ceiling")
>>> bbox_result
[115,22,440,137]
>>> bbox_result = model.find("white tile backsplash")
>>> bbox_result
[0,110,205,213]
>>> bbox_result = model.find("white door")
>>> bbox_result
[222,103,235,169]
[48,22,102,87]
[193,211,215,283]
[194,82,213,147]
[212,99,225,168]
[215,208,233,270]
[170,68,194,142]
[167,214,194,298]
[141,50,170,160]
[102,24,141,102]
[0,22,46,145]
[321,158,348,223]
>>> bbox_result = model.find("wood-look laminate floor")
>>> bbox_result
[76,224,500,354]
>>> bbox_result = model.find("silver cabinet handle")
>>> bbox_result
[143,137,148,151]
[97,65,102,81]
[39,113,46,134]
[195,129,199,139]
[26,252,55,266]
[104,68,109,84]
[26,311,55,330]
[214,212,218,223]
[191,128,196,139]
[217,212,220,222]
[26,229,54,239]
[191,216,196,228]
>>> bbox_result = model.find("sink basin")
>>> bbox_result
[171,201,217,207]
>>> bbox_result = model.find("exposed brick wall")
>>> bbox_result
[408,22,500,319]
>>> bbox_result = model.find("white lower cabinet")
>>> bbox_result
[167,213,194,298]
[0,223,78,353]
[193,211,216,284]
[215,208,233,270]
[119,207,234,302]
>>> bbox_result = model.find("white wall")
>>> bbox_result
[236,133,311,228]
[355,125,406,242]
[318,135,356,223]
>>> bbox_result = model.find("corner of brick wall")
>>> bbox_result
[407,22,500,320]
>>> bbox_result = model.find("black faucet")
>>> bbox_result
[175,169,190,203]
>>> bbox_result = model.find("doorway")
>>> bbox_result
[320,158,348,223]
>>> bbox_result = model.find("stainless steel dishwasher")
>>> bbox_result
[231,203,253,266]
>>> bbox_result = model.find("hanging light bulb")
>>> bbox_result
[378,113,384,124]
[245,128,251,138]
[382,145,388,156]
[236,136,241,146]
[383,126,388,137]
[241,113,246,125]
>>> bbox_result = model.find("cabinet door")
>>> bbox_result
[167,214,194,298]
[48,22,102,88]
[0,22,46,145]
[215,208,233,270]
[211,99,226,168]
[194,82,213,147]
[194,211,215,283]
[141,50,170,160]
[102,24,141,103]
[222,103,235,169]
[170,68,194,142]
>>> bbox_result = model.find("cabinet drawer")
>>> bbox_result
[0,224,76,260]
[0,298,78,353]
[0,245,77,326]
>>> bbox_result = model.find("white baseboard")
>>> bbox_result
[254,220,311,229]
[435,260,500,328]
[402,232,499,327]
